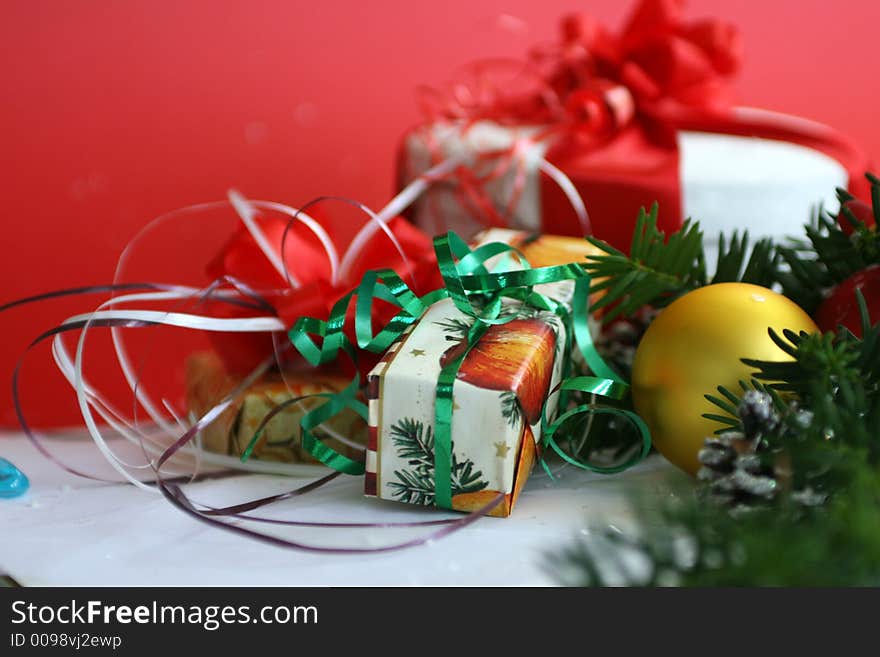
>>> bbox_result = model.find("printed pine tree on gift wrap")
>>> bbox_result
[387,417,488,506]
[499,390,520,428]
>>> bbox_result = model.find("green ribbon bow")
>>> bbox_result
[243,231,651,508]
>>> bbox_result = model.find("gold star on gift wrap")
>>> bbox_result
[409,348,426,357]
[494,442,510,458]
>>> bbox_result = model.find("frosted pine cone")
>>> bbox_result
[697,432,779,507]
[738,390,780,439]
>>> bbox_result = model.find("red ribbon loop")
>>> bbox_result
[434,0,741,133]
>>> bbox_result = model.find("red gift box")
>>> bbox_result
[397,0,870,251]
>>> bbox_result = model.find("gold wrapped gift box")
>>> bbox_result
[185,352,366,464]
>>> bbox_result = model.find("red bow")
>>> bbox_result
[549,0,741,128]
[422,0,741,141]
[204,209,442,375]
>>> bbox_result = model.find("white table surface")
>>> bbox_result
[0,430,686,586]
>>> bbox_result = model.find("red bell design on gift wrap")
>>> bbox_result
[439,317,557,425]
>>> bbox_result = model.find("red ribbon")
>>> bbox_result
[413,0,869,249]
[204,209,442,376]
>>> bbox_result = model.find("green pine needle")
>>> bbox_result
[585,205,788,322]
[584,204,707,323]
[584,172,880,321]
[777,175,880,313]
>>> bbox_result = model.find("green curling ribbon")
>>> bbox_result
[268,231,652,503]
[240,376,367,476]
[540,376,652,476]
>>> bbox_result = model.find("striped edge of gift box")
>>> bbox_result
[364,326,414,497]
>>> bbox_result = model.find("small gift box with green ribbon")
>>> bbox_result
[364,294,564,516]
[363,230,601,516]
[286,230,651,518]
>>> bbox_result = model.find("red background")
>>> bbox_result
[2,0,878,428]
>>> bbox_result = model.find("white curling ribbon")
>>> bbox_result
[100,288,262,437]
[228,189,297,286]
[105,199,296,447]
[734,106,841,139]
[51,338,172,478]
[54,289,283,489]
[107,287,217,442]
[339,156,466,281]
[55,288,211,458]
[250,199,340,285]
[66,309,285,332]
[338,199,415,288]
[41,191,440,488]
[73,320,176,490]
[506,138,531,217]
[228,192,343,288]
[399,128,592,241]
[98,195,399,474]
[52,335,172,456]
[509,132,591,236]
[538,158,592,235]
[108,289,285,445]
[106,202,277,447]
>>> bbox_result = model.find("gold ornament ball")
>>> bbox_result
[631,282,818,475]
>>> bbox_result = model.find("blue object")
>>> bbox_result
[0,458,29,499]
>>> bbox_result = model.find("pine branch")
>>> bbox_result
[745,329,873,408]
[547,174,880,586]
[777,175,880,313]
[703,379,786,435]
[711,232,779,288]
[583,173,880,326]
[584,204,789,323]
[702,304,879,460]
[584,205,707,323]
[388,469,435,506]
[509,302,558,324]
[551,386,880,585]
[450,455,488,494]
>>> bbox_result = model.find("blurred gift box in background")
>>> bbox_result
[1,0,878,428]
